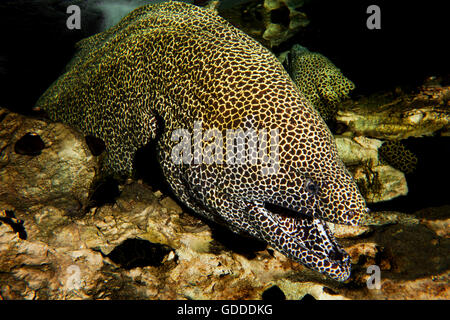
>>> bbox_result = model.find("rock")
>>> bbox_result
[335,83,450,140]
[335,135,382,166]
[0,108,99,215]
[327,223,371,239]
[269,279,348,300]
[351,164,408,203]
[364,211,420,226]
[340,211,450,300]
[219,0,309,48]
[0,181,337,300]
[421,219,449,239]
[159,196,183,214]
[0,221,105,299]
[365,275,449,299]
[0,109,448,300]
[2,182,448,300]
[345,242,378,265]
[415,205,450,238]
[335,135,408,203]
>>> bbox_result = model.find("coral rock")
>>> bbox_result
[219,0,309,48]
[336,84,450,140]
[0,108,98,214]
[335,135,408,203]
[1,110,448,300]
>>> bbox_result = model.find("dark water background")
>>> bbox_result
[0,0,448,212]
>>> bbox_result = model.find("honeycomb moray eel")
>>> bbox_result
[379,140,418,174]
[287,44,355,123]
[286,46,418,175]
[36,1,368,281]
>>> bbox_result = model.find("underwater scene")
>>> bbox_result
[0,0,448,301]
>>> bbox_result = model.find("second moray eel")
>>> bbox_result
[286,45,418,174]
[286,44,355,123]
[36,1,368,281]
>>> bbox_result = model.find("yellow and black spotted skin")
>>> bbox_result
[288,44,355,123]
[287,47,418,175]
[36,1,368,281]
[379,141,418,174]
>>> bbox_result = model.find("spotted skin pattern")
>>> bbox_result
[36,1,368,281]
[379,141,418,174]
[288,44,355,123]
[287,48,418,175]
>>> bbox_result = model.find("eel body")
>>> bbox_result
[287,44,355,123]
[36,1,368,281]
[286,45,418,174]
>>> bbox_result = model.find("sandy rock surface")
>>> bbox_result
[0,108,448,300]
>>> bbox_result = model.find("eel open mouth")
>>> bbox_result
[263,202,351,281]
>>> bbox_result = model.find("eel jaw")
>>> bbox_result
[261,203,352,281]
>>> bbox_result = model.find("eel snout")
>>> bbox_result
[258,203,352,281]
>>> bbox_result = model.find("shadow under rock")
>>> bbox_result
[370,222,449,281]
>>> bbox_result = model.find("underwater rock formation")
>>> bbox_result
[336,82,450,140]
[0,108,99,215]
[1,179,448,300]
[218,0,309,47]
[0,108,448,299]
[335,80,449,178]
[285,44,355,123]
[335,136,408,203]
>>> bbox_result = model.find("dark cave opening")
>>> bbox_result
[262,285,286,301]
[87,177,122,209]
[270,4,290,28]
[14,132,46,156]
[107,238,174,269]
[0,210,27,240]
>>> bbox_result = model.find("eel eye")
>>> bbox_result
[306,179,319,195]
